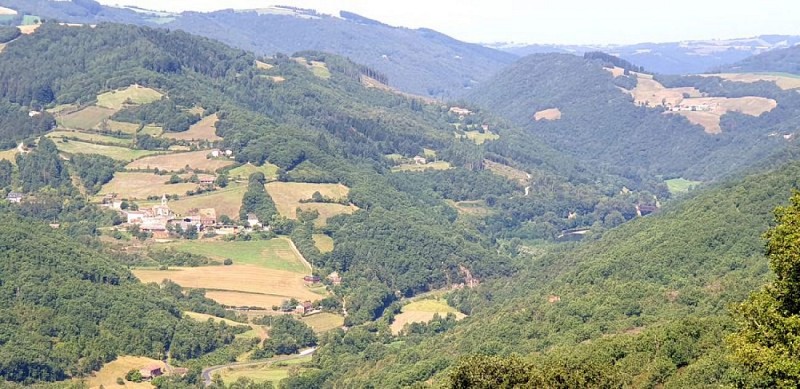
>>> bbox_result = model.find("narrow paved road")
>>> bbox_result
[201,347,316,386]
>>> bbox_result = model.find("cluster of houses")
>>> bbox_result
[106,193,249,239]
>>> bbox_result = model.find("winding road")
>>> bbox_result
[201,347,316,386]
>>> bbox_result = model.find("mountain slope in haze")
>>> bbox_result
[717,44,800,75]
[0,0,517,99]
[493,35,800,75]
[300,158,800,387]
[465,53,800,181]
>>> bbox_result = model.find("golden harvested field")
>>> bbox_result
[163,114,222,141]
[631,77,702,107]
[0,6,17,15]
[484,160,529,184]
[702,73,800,90]
[391,161,452,172]
[255,60,274,70]
[312,234,334,253]
[96,85,163,110]
[47,130,132,146]
[57,106,116,130]
[390,299,466,335]
[160,185,246,219]
[301,313,344,333]
[81,356,163,389]
[133,265,320,307]
[0,148,18,164]
[55,140,163,161]
[18,24,40,34]
[228,163,280,181]
[534,108,562,121]
[99,172,199,199]
[127,150,234,172]
[265,182,355,221]
[668,96,776,134]
[205,291,291,309]
[604,66,625,77]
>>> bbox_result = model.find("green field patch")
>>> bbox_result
[96,85,163,110]
[139,125,164,136]
[423,148,437,158]
[21,15,40,25]
[56,106,116,130]
[155,184,247,220]
[0,147,18,164]
[228,163,280,181]
[294,57,331,79]
[47,130,132,146]
[665,178,702,194]
[98,172,199,200]
[391,161,452,172]
[390,298,466,335]
[55,140,163,161]
[301,313,344,333]
[312,234,334,253]
[220,356,313,385]
[458,130,500,145]
[167,238,309,273]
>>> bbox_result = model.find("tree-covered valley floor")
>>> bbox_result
[0,20,800,389]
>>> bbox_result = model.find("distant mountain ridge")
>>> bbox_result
[0,0,517,98]
[716,44,800,75]
[488,35,800,75]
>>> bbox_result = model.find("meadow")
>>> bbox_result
[219,355,313,385]
[228,163,280,181]
[391,161,452,172]
[665,178,702,194]
[312,234,334,253]
[96,85,162,110]
[54,140,163,161]
[56,106,116,130]
[265,182,356,224]
[80,356,164,389]
[127,150,234,172]
[47,130,132,146]
[390,298,466,335]
[98,172,199,199]
[301,312,344,333]
[166,238,309,273]
[163,114,222,141]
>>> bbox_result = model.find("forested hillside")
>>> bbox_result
[0,215,241,383]
[0,0,517,98]
[717,44,800,75]
[291,160,800,387]
[467,53,798,181]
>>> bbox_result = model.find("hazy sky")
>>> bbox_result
[96,0,800,45]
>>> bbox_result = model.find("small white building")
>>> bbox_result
[413,156,427,165]
[210,149,221,158]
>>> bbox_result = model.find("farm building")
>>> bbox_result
[303,275,321,283]
[413,156,427,165]
[199,176,216,186]
[210,149,221,158]
[139,364,163,380]
[5,192,23,203]
[449,107,473,116]
[247,213,261,228]
[125,211,147,224]
[327,271,342,286]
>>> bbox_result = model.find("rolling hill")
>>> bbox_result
[465,52,800,182]
[0,0,517,99]
[493,35,800,75]
[716,43,800,75]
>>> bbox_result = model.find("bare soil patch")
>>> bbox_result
[534,108,562,121]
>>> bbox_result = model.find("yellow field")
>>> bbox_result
[534,108,562,121]
[57,106,116,130]
[702,73,800,90]
[133,265,320,308]
[265,182,356,222]
[55,140,163,161]
[0,147,18,164]
[604,66,625,77]
[127,150,234,172]
[390,299,466,335]
[462,130,499,145]
[484,160,529,184]
[18,24,40,34]
[631,77,702,107]
[99,172,199,199]
[0,6,16,15]
[163,114,222,141]
[47,130,132,146]
[312,234,334,253]
[669,96,777,134]
[228,163,280,181]
[255,60,274,70]
[294,57,331,79]
[96,85,163,110]
[391,161,452,172]
[80,356,163,389]
[301,313,344,333]
[157,185,246,219]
